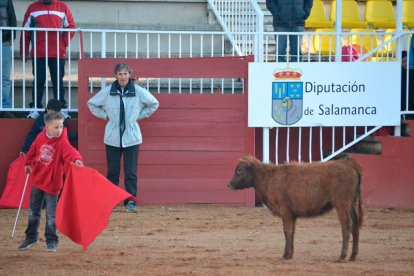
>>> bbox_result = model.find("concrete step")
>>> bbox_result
[15,0,216,31]
[347,138,382,155]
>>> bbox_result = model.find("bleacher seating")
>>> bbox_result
[305,0,334,28]
[403,1,414,28]
[365,0,396,28]
[349,28,379,55]
[348,28,394,61]
[312,28,338,55]
[330,1,368,28]
[381,29,398,56]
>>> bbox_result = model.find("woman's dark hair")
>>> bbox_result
[114,63,133,75]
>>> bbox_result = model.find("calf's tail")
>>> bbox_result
[354,161,364,228]
[357,174,364,228]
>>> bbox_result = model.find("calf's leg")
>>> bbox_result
[281,214,295,259]
[350,206,360,261]
[337,208,352,260]
[291,217,297,257]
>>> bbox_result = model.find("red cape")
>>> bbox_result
[56,164,132,249]
[0,157,32,209]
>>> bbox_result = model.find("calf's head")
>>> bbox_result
[228,158,255,190]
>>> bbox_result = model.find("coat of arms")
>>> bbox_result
[272,66,303,125]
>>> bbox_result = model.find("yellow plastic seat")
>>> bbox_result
[365,0,396,28]
[381,29,412,57]
[349,29,378,51]
[381,29,397,56]
[403,1,414,28]
[312,28,338,55]
[305,0,334,28]
[330,1,367,28]
[348,28,392,61]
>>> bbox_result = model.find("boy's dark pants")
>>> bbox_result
[25,186,58,243]
[105,144,139,205]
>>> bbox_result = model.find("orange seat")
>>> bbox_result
[330,1,367,28]
[365,0,396,28]
[305,0,334,28]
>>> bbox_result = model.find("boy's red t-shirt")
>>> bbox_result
[25,127,82,195]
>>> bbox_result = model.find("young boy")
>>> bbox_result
[20,99,75,156]
[18,111,83,252]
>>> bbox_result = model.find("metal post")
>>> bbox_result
[335,0,343,63]
[394,0,403,136]
[263,127,270,163]
[101,32,107,89]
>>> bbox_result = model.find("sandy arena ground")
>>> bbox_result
[0,205,413,275]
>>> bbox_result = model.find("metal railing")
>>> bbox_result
[0,26,412,164]
[207,0,264,60]
[0,27,247,113]
[258,30,414,163]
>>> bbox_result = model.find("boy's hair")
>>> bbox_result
[46,99,62,112]
[44,111,65,124]
[114,63,133,75]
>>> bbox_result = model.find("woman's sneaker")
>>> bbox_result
[60,110,71,118]
[18,239,39,250]
[46,242,58,252]
[125,201,137,213]
[27,111,40,119]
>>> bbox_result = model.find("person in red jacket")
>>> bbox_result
[18,111,83,252]
[20,0,76,118]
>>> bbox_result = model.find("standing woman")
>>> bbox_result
[88,63,159,213]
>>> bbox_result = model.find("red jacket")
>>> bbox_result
[25,128,82,195]
[20,0,76,59]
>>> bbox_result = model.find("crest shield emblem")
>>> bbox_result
[272,82,303,125]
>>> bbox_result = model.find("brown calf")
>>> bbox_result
[229,155,364,261]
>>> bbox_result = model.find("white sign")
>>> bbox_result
[248,62,401,127]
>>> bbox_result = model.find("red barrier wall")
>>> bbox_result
[1,55,413,209]
[77,57,255,206]
[1,119,413,209]
[352,120,414,210]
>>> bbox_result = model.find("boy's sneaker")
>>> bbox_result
[125,201,137,213]
[46,242,58,252]
[18,239,39,250]
[27,111,40,119]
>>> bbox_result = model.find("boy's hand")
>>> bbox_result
[19,152,26,157]
[24,165,32,174]
[74,160,83,167]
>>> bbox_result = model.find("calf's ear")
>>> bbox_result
[239,159,253,169]
[241,155,255,167]
[242,155,255,162]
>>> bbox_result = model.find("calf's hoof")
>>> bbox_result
[336,255,347,263]
[349,254,357,261]
[282,253,293,260]
[335,258,347,263]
